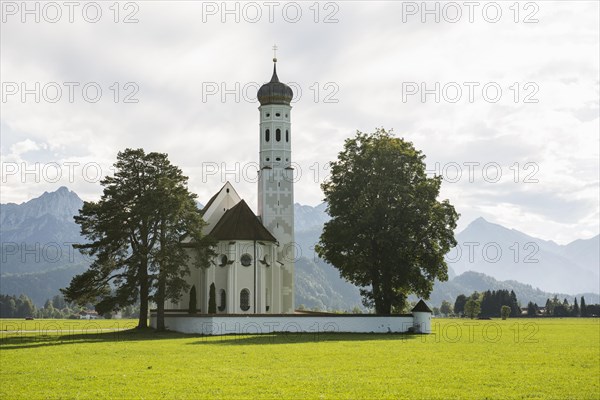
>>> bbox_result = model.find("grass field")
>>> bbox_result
[1,318,598,399]
[0,318,139,331]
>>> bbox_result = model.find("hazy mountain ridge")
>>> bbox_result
[292,203,599,308]
[451,217,599,293]
[415,271,600,306]
[1,187,598,308]
[294,202,328,232]
[1,187,83,245]
[295,256,364,311]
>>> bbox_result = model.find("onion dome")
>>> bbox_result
[257,58,293,106]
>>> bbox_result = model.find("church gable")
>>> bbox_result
[201,182,242,234]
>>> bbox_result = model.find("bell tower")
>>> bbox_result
[257,51,295,313]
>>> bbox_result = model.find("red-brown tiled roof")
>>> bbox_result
[208,200,276,242]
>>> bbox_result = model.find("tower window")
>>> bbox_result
[265,129,270,142]
[276,113,281,117]
[285,114,288,118]
[266,157,270,161]
[276,157,281,161]
[286,130,289,142]
[266,113,270,117]
[276,129,281,142]
[218,289,226,312]
[240,289,250,311]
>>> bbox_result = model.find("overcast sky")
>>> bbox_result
[1,1,598,244]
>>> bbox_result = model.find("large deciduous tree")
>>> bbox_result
[316,129,458,314]
[61,148,212,330]
[464,298,481,319]
[440,300,453,316]
[454,294,467,316]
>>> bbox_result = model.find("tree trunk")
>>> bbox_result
[371,265,391,314]
[137,259,149,329]
[156,274,166,331]
[375,298,391,314]
[370,239,390,315]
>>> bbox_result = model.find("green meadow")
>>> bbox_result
[1,318,598,399]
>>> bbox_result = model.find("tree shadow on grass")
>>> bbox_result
[0,329,425,350]
[0,328,191,350]
[187,332,425,346]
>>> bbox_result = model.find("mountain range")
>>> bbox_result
[1,187,598,308]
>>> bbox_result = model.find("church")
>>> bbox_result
[153,55,433,334]
[165,56,296,314]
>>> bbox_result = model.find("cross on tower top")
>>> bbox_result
[272,44,278,62]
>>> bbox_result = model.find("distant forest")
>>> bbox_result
[447,290,600,318]
[2,290,599,319]
[0,293,140,319]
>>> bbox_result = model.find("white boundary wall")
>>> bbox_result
[150,314,431,335]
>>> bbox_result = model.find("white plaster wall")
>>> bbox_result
[412,312,432,334]
[202,182,241,231]
[150,315,422,335]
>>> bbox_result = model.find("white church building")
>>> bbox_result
[164,57,296,315]
[151,57,432,334]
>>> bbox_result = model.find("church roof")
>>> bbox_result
[411,300,432,313]
[208,200,276,242]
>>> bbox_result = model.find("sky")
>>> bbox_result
[1,1,598,244]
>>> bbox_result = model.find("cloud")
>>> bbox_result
[9,139,42,157]
[0,1,598,244]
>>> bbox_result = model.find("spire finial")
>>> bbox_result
[272,44,278,63]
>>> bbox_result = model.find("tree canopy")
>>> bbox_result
[316,129,459,314]
[61,148,213,329]
[464,298,481,319]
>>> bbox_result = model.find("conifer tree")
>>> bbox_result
[62,148,213,330]
[572,297,580,317]
[188,285,197,314]
[208,283,217,314]
[580,296,587,317]
[527,302,538,317]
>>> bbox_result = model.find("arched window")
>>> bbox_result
[276,129,281,142]
[286,130,289,142]
[265,129,270,142]
[240,289,250,311]
[218,289,226,312]
[265,287,270,312]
